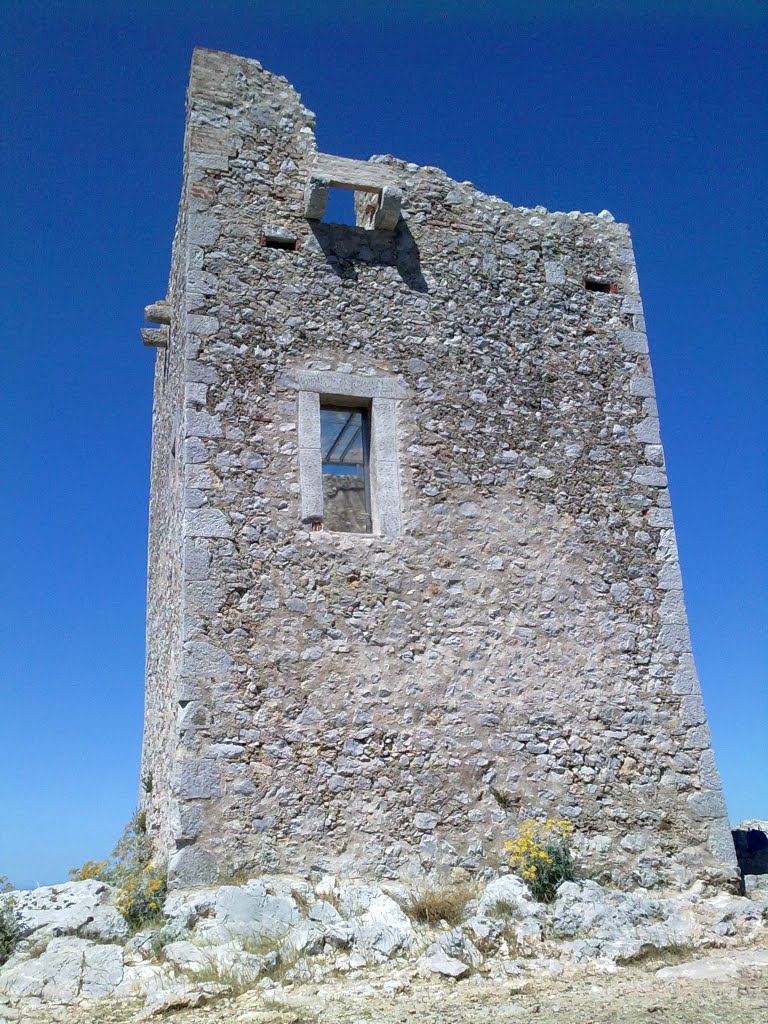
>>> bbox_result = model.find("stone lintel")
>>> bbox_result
[287,369,408,400]
[311,153,400,192]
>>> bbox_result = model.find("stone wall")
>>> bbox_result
[140,47,737,889]
[139,189,189,854]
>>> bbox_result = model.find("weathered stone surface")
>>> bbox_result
[167,846,219,888]
[418,950,471,978]
[163,888,218,930]
[477,875,543,921]
[336,885,415,958]
[2,872,766,1011]
[144,300,171,325]
[139,46,736,890]
[426,927,484,969]
[2,880,128,942]
[551,880,765,962]
[0,938,123,1003]
[198,883,300,942]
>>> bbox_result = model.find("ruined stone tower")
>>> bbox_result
[140,47,737,889]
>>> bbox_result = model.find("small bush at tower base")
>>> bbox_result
[69,813,166,930]
[504,818,575,902]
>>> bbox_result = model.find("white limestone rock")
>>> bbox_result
[0,937,123,1003]
[425,926,483,969]
[163,888,217,930]
[552,880,689,961]
[418,950,470,979]
[2,880,128,942]
[337,885,415,958]
[477,875,544,921]
[162,940,213,972]
[551,881,766,963]
[164,938,277,982]
[282,920,325,956]
[196,882,300,942]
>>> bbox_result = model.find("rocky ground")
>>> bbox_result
[5,947,768,1024]
[1,873,765,1023]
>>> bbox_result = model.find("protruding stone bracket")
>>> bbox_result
[141,326,169,348]
[303,153,402,231]
[145,299,171,324]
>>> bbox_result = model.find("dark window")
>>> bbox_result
[320,405,371,533]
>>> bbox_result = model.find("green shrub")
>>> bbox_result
[504,818,575,903]
[0,885,20,966]
[70,813,167,930]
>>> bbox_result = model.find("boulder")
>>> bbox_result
[551,881,766,963]
[0,937,123,1003]
[551,880,692,961]
[197,882,300,942]
[1,880,127,942]
[425,926,483,969]
[282,921,325,956]
[308,899,344,926]
[477,875,543,922]
[163,938,277,982]
[336,885,415,958]
[687,891,766,939]
[162,940,214,972]
[112,962,180,1002]
[163,888,217,930]
[418,950,470,979]
[744,875,768,899]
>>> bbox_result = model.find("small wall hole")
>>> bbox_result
[261,235,298,251]
[584,276,617,293]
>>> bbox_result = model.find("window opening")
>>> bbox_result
[320,404,371,533]
[323,187,358,226]
[584,276,617,293]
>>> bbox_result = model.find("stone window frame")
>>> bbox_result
[294,370,405,537]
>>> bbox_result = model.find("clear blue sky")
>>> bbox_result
[1,1,765,889]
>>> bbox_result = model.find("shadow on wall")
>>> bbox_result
[732,826,768,876]
[309,219,428,292]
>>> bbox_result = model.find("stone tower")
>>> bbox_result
[140,47,736,889]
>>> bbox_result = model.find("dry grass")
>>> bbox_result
[215,867,254,886]
[621,942,696,967]
[290,887,312,915]
[399,882,479,927]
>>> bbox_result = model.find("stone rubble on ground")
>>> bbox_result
[0,874,764,1010]
[655,948,768,981]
